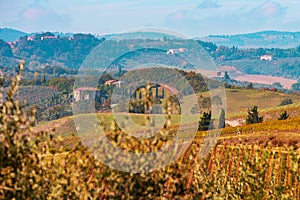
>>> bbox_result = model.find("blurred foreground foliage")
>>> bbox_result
[0,63,299,199]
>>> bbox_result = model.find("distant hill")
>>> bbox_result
[1,28,300,83]
[106,31,179,40]
[200,31,300,49]
[0,28,28,42]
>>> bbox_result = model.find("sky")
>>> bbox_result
[1,0,300,37]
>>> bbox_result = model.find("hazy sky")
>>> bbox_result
[1,0,300,37]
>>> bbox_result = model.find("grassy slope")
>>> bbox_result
[35,88,300,149]
[199,89,300,116]
[224,89,300,118]
[183,88,300,120]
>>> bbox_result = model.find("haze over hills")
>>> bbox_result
[200,31,300,49]
[0,28,88,42]
[1,27,300,90]
[0,28,28,42]
[2,28,300,49]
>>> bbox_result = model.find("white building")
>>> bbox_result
[104,80,123,88]
[260,55,273,61]
[166,48,187,55]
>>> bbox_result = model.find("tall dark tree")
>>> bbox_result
[218,109,226,129]
[246,106,263,124]
[198,111,212,131]
[224,71,230,80]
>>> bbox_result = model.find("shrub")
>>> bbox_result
[278,110,289,120]
[0,62,52,199]
[279,98,293,106]
[246,106,263,124]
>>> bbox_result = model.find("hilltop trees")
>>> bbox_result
[246,106,263,124]
[13,33,104,69]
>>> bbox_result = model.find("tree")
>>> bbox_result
[246,106,263,124]
[278,110,289,120]
[224,71,230,80]
[272,82,283,90]
[198,111,212,131]
[218,109,226,129]
[246,82,253,89]
[279,98,293,106]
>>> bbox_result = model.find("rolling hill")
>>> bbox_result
[0,28,28,42]
[200,30,300,49]
[35,88,300,137]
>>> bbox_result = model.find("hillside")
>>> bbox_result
[0,29,300,92]
[200,30,300,49]
[0,28,27,42]
[0,32,104,69]
[223,89,300,116]
[35,88,300,136]
[220,58,300,81]
[183,88,300,116]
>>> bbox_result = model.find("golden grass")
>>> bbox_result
[195,88,300,116]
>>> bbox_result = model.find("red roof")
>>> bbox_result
[74,87,99,91]
[105,80,118,84]
[43,36,57,39]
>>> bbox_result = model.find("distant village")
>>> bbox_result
[7,34,73,48]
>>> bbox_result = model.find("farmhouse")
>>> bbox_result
[132,83,179,100]
[27,36,35,41]
[104,80,123,88]
[166,48,187,55]
[41,36,57,40]
[74,87,99,101]
[260,55,273,61]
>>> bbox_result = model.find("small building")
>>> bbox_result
[260,55,273,61]
[41,36,57,40]
[74,87,99,101]
[166,48,187,55]
[7,41,17,47]
[104,80,123,88]
[132,83,179,100]
[27,36,35,41]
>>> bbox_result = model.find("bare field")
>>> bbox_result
[233,74,297,89]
